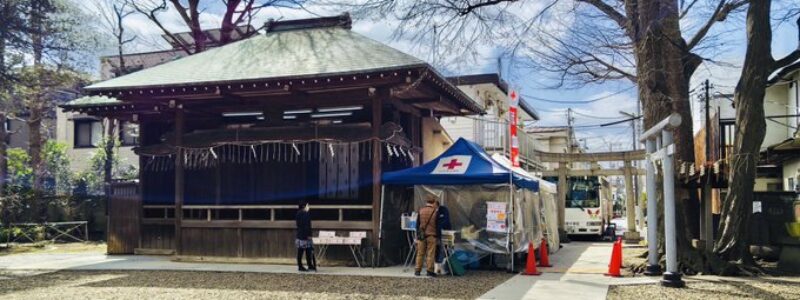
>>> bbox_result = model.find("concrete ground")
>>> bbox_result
[0,251,417,278]
[478,242,656,300]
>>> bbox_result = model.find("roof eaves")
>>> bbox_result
[768,58,800,85]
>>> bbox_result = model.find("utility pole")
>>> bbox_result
[701,79,713,251]
[620,110,641,228]
[567,108,572,151]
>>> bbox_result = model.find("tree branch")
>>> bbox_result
[456,0,519,16]
[686,0,748,51]
[576,0,632,38]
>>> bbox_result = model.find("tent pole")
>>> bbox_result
[377,185,386,268]
[508,173,514,273]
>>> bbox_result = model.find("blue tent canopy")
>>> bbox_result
[382,138,539,191]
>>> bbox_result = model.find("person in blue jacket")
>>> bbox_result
[296,202,316,272]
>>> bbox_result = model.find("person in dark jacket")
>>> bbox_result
[296,202,316,272]
[435,200,452,264]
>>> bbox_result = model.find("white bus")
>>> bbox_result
[563,176,611,237]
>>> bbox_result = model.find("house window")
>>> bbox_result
[74,120,102,148]
[120,122,139,146]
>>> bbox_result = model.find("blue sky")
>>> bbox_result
[94,1,799,152]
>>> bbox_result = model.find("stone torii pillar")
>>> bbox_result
[622,160,640,242]
[640,113,685,288]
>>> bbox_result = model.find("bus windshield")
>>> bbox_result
[566,179,600,208]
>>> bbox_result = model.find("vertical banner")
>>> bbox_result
[509,90,520,167]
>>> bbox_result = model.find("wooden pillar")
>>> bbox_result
[137,119,146,250]
[174,108,185,255]
[623,160,640,242]
[701,185,713,250]
[371,93,382,247]
[557,162,567,233]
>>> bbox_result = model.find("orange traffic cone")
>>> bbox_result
[604,237,623,277]
[538,238,552,267]
[521,242,541,276]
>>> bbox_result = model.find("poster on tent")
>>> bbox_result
[486,201,507,233]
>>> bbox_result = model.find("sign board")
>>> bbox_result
[431,155,472,174]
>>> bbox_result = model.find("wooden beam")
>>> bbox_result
[371,89,385,247]
[540,168,645,177]
[535,150,646,163]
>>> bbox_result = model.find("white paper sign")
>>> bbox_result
[487,220,507,233]
[486,201,507,221]
[753,201,762,213]
[431,155,472,174]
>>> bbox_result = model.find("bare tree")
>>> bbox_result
[342,0,756,273]
[131,0,308,54]
[715,1,800,265]
[89,0,137,201]
[90,0,136,77]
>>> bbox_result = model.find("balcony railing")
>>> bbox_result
[471,117,542,170]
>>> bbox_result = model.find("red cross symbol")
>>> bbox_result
[442,159,463,170]
[510,90,517,100]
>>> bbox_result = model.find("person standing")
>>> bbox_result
[435,200,452,265]
[415,196,438,277]
[296,202,316,272]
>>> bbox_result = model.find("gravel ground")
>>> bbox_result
[608,277,800,300]
[0,269,512,300]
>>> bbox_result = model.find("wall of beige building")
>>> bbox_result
[56,108,138,174]
[421,117,453,163]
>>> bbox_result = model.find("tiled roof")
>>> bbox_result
[85,25,426,91]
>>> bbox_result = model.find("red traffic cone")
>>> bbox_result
[521,242,541,276]
[538,238,552,267]
[604,237,623,277]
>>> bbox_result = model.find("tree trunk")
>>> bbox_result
[632,0,712,273]
[103,119,115,185]
[29,0,46,222]
[715,0,773,263]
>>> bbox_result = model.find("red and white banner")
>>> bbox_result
[509,90,520,167]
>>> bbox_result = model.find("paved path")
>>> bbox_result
[478,242,656,300]
[0,252,415,278]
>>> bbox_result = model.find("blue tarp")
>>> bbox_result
[382,138,539,191]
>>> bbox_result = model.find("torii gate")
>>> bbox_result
[538,150,646,242]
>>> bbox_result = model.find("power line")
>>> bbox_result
[521,86,636,104]
[572,110,629,120]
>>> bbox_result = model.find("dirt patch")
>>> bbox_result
[608,277,800,300]
[0,242,106,256]
[0,269,512,300]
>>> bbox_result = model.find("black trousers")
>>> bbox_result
[297,247,316,269]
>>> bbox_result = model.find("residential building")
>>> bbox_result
[695,63,799,194]
[440,74,542,170]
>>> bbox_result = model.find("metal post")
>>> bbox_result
[660,130,684,288]
[644,139,662,275]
